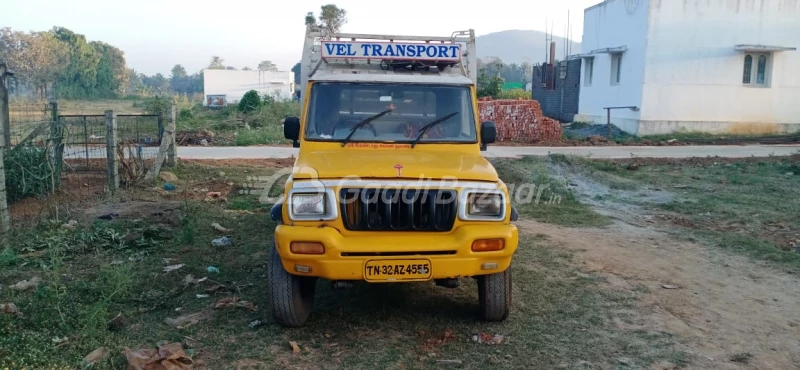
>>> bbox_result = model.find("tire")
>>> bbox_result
[477,268,512,321]
[268,246,316,327]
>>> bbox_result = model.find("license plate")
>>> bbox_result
[364,259,432,282]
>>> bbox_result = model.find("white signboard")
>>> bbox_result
[321,41,461,62]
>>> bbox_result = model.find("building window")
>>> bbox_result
[743,53,770,86]
[610,53,622,85]
[584,58,594,86]
[742,55,752,84]
[756,55,767,84]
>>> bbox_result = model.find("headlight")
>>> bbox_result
[291,193,326,216]
[468,193,503,216]
[458,190,506,221]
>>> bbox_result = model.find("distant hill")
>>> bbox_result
[476,30,581,65]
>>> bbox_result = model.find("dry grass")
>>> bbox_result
[0,160,684,369]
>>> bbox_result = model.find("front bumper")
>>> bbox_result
[274,224,519,281]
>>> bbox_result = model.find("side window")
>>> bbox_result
[610,53,622,85]
[742,54,753,84]
[743,53,770,87]
[584,58,594,86]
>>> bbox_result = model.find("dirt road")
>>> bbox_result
[519,160,800,369]
[519,220,800,369]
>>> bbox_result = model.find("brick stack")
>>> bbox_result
[478,98,563,143]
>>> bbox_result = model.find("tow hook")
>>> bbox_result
[331,281,354,290]
[435,279,460,288]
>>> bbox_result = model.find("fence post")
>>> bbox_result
[166,105,177,167]
[105,110,119,192]
[0,63,10,149]
[50,101,63,189]
[0,63,10,233]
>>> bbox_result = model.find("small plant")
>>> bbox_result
[179,107,193,120]
[3,146,54,201]
[0,248,18,267]
[238,90,262,113]
[497,88,530,100]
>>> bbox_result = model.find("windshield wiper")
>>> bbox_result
[340,108,394,147]
[410,112,459,148]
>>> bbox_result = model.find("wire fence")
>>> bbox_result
[2,98,174,227]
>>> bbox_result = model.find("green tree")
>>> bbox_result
[52,27,102,98]
[258,60,278,71]
[7,31,69,98]
[242,66,253,71]
[123,68,144,96]
[477,64,504,98]
[170,64,188,92]
[91,41,127,97]
[238,90,261,113]
[308,4,347,33]
[208,56,225,69]
[305,12,317,26]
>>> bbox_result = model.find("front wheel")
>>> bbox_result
[268,246,316,327]
[477,269,512,321]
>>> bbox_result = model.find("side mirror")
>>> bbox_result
[283,116,300,148]
[480,121,497,151]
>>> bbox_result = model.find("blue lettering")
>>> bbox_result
[416,45,426,57]
[426,45,437,58]
[395,45,406,57]
[372,44,384,56]
[407,45,416,57]
[361,44,371,56]
[325,43,336,56]
[384,44,395,57]
[449,45,459,58]
[438,45,448,58]
[346,43,357,56]
[336,44,347,55]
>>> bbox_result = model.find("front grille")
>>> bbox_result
[339,188,457,231]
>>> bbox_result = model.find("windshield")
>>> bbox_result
[305,82,478,144]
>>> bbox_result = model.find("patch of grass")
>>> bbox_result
[176,100,299,146]
[0,177,683,368]
[620,130,800,144]
[0,247,19,267]
[492,156,610,227]
[234,127,285,146]
[580,157,800,268]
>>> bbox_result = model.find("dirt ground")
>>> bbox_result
[531,157,800,369]
[518,220,800,369]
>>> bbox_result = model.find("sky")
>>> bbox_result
[4,0,601,76]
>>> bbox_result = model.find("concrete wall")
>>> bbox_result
[532,58,582,122]
[203,70,295,105]
[639,0,800,134]
[577,0,651,133]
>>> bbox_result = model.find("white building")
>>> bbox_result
[574,0,800,135]
[202,69,294,106]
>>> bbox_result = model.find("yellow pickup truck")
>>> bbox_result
[269,26,519,327]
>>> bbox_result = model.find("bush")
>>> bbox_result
[179,108,193,120]
[141,94,193,117]
[497,88,531,100]
[238,90,262,113]
[3,146,54,202]
[141,95,172,116]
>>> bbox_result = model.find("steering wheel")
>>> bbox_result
[333,118,378,137]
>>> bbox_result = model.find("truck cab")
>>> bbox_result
[269,26,519,327]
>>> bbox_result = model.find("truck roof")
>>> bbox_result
[300,26,477,100]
